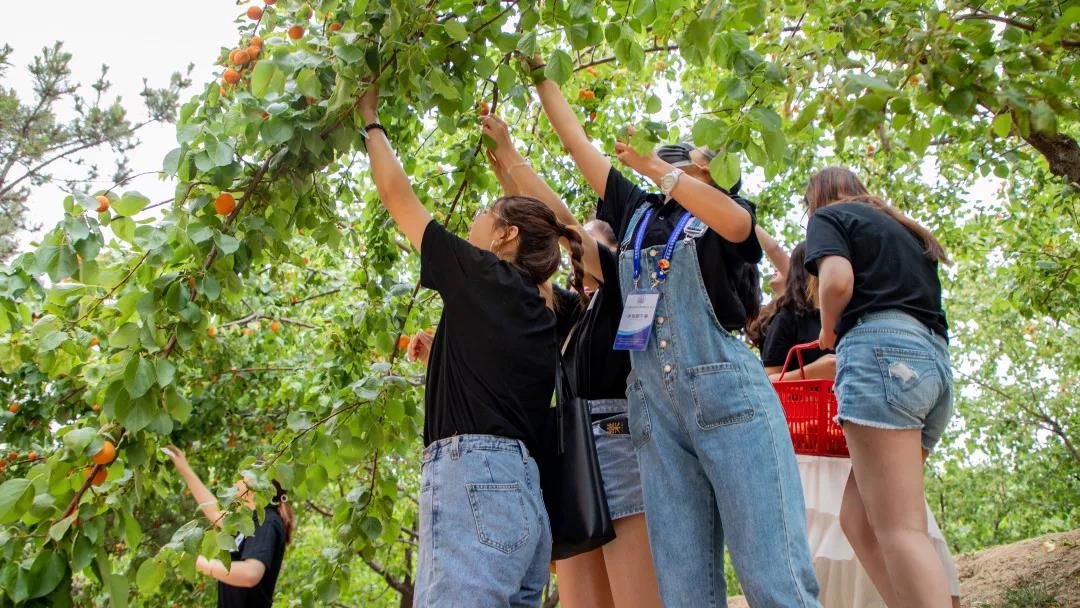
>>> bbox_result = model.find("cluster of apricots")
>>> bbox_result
[81,440,117,486]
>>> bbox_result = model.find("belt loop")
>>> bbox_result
[517,439,527,463]
[450,435,460,460]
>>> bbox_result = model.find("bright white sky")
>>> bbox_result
[5,0,241,250]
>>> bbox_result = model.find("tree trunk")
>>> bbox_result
[1023,129,1080,188]
[398,585,414,608]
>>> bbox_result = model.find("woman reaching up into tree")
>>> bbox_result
[804,167,954,608]
[478,113,663,608]
[358,83,586,607]
[165,446,295,608]
[529,56,820,607]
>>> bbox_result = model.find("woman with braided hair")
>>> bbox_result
[359,85,587,607]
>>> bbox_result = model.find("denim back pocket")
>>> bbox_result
[465,482,530,555]
[874,346,943,420]
[626,379,652,449]
[688,362,756,429]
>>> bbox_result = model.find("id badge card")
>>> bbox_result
[613,289,660,351]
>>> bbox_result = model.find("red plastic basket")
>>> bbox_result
[772,341,848,458]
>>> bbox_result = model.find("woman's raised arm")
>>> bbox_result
[531,58,612,199]
[359,85,433,251]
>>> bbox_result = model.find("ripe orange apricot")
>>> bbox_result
[270,321,281,332]
[243,328,253,336]
[288,25,305,39]
[265,423,273,432]
[223,68,241,85]
[230,49,251,66]
[479,101,490,116]
[95,195,110,213]
[7,403,17,414]
[247,45,261,59]
[215,192,236,215]
[247,6,263,19]
[302,256,310,265]
[92,441,116,465]
[27,451,37,462]
[264,0,275,4]
[83,466,107,485]
[397,335,410,351]
[329,22,342,32]
[6,451,16,462]
[208,326,218,338]
[90,336,99,347]
[250,35,263,48]
[0,461,5,473]
[92,403,102,412]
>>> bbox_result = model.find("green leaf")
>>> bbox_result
[48,513,77,542]
[124,356,155,398]
[544,50,574,85]
[63,427,98,453]
[261,118,295,145]
[907,126,932,156]
[250,61,278,98]
[113,191,151,216]
[156,359,176,387]
[944,88,974,115]
[136,559,166,595]
[709,154,741,190]
[762,129,786,162]
[0,479,33,523]
[112,216,136,244]
[445,20,468,41]
[991,113,1012,137]
[163,148,182,175]
[214,232,241,255]
[296,68,321,99]
[27,550,66,599]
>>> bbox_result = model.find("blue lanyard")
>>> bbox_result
[632,208,695,286]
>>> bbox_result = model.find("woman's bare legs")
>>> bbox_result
[555,548,615,608]
[602,514,663,608]
[841,423,951,608]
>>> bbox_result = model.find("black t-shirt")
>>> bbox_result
[218,506,287,608]
[597,167,763,331]
[804,202,948,341]
[761,309,826,372]
[420,221,556,455]
[558,243,631,400]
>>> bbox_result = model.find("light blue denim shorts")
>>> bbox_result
[835,310,954,452]
[589,399,646,520]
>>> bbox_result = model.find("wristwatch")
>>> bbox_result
[659,168,684,198]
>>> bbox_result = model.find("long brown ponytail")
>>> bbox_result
[271,479,296,545]
[805,167,948,263]
[491,196,586,296]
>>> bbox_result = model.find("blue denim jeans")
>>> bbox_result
[415,435,552,608]
[835,310,954,452]
[618,209,820,608]
[589,399,646,520]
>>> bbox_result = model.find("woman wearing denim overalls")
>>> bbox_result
[805,167,954,608]
[532,60,820,607]
[358,85,590,607]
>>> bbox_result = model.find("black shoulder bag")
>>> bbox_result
[538,301,615,561]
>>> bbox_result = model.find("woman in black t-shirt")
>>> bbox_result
[531,58,820,607]
[758,243,834,380]
[359,86,586,606]
[804,167,954,608]
[479,115,662,608]
[165,447,294,608]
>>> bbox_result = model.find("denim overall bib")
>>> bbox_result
[618,205,820,607]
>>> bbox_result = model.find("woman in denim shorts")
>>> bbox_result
[804,167,954,608]
[479,114,662,608]
[360,86,588,607]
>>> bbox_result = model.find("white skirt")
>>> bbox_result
[798,455,961,607]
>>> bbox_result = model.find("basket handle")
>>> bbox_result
[777,340,821,382]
